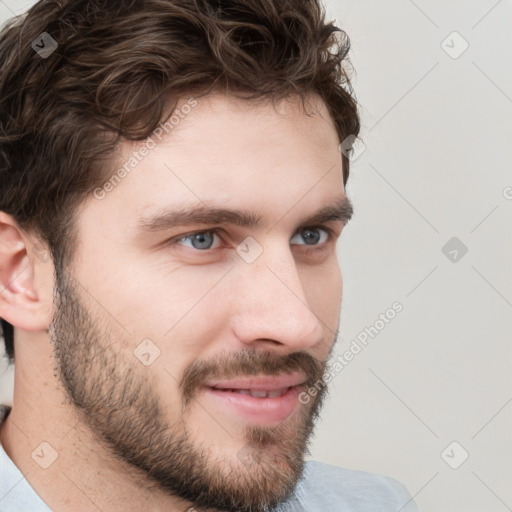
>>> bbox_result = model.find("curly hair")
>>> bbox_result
[0,0,360,362]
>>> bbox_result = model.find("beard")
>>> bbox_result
[48,271,334,512]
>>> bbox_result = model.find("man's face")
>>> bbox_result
[49,92,350,511]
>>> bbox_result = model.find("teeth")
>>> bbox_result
[224,388,289,398]
[213,387,291,397]
[250,390,268,398]
[266,389,286,398]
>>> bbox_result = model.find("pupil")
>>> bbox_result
[192,232,213,250]
[303,228,319,245]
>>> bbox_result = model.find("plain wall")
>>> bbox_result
[1,1,511,511]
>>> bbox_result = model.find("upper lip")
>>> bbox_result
[204,372,306,391]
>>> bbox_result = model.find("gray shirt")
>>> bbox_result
[0,406,418,511]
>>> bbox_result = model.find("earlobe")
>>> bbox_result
[0,212,53,332]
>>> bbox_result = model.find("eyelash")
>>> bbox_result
[167,226,336,252]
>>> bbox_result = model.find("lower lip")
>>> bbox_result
[201,385,303,426]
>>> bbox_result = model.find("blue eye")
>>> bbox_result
[176,231,221,250]
[171,226,332,252]
[290,227,329,246]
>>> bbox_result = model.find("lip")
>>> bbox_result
[200,373,306,426]
[202,385,304,425]
[204,372,306,391]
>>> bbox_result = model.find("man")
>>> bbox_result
[0,0,418,510]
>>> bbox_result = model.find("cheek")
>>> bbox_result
[98,259,226,336]
[302,261,342,331]
[125,267,228,352]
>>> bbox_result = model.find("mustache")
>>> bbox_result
[180,348,326,407]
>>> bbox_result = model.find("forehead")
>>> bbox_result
[81,91,345,235]
[119,90,339,165]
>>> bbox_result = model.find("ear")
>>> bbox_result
[0,212,54,332]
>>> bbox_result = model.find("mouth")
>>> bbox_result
[200,373,307,425]
[210,387,293,398]
[204,372,306,392]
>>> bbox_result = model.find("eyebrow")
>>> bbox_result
[137,196,354,233]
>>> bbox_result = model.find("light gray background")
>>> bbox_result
[1,1,511,511]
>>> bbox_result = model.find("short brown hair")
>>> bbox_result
[0,0,360,362]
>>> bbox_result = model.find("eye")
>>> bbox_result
[168,226,333,253]
[290,227,330,246]
[175,230,222,250]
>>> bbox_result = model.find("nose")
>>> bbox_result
[230,243,326,353]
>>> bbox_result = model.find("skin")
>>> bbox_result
[0,91,350,512]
